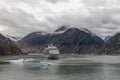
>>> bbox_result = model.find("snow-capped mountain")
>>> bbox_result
[53,26,96,37]
[0,34,23,55]
[80,28,96,37]
[53,26,68,35]
[17,26,105,54]
[6,35,22,42]
[34,31,48,36]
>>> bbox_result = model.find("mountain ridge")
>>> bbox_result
[17,26,105,54]
[0,33,23,55]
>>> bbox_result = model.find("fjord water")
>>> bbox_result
[1,56,120,80]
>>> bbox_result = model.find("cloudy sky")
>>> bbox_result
[0,0,120,38]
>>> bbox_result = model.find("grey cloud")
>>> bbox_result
[82,0,106,7]
[0,0,40,8]
[46,0,68,4]
[0,0,120,38]
[82,0,120,7]
[0,8,51,36]
[45,6,120,38]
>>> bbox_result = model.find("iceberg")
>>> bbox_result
[38,61,53,68]
[9,59,24,64]
[9,58,34,64]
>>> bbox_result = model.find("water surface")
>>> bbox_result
[0,56,120,80]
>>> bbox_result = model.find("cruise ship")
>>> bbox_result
[43,44,60,59]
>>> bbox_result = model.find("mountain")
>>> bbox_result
[6,35,22,42]
[53,26,68,35]
[104,36,111,44]
[17,26,105,54]
[52,27,105,54]
[0,33,23,55]
[17,31,52,53]
[55,26,68,32]
[79,28,96,37]
[106,33,120,54]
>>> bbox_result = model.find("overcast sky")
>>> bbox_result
[0,0,120,38]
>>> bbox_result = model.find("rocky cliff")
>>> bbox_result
[0,33,23,55]
[106,33,120,55]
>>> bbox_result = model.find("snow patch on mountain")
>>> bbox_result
[53,26,68,35]
[6,35,22,42]
[35,32,47,36]
[53,26,96,37]
[80,28,96,37]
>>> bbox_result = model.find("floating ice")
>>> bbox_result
[38,61,53,68]
[9,58,34,64]
[9,59,24,64]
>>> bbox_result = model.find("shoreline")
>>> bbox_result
[1,54,120,60]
